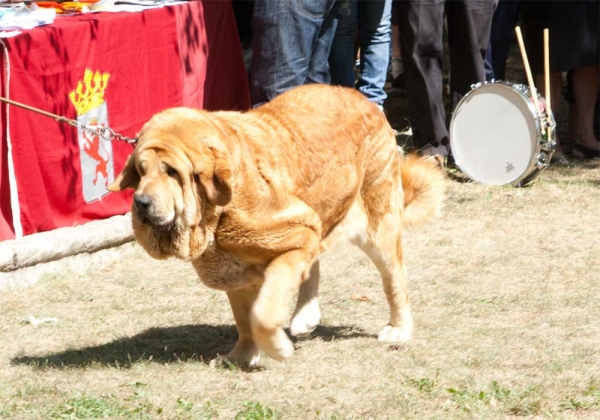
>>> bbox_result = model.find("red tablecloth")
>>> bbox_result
[0,0,250,241]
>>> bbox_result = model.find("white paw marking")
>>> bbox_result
[378,325,412,342]
[290,298,321,337]
[256,329,295,362]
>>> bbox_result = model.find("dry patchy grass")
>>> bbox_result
[0,160,599,419]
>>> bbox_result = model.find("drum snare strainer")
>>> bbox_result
[449,81,556,187]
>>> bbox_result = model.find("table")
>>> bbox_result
[0,0,251,241]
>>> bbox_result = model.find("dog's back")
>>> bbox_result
[219,85,443,241]
[224,84,444,237]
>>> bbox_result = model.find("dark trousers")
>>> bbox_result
[395,0,497,148]
[485,0,521,81]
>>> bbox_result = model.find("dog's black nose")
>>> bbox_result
[134,193,152,213]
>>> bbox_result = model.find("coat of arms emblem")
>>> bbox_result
[69,69,114,203]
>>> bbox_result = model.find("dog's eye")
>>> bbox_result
[138,161,147,176]
[165,165,177,178]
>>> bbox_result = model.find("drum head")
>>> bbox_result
[450,84,539,185]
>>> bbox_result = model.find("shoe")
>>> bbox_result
[401,127,413,136]
[387,57,403,82]
[550,153,569,166]
[417,143,450,158]
[391,72,405,90]
[572,143,600,160]
[561,142,574,156]
[387,73,407,98]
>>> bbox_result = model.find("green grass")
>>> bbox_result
[235,401,276,420]
[445,381,543,416]
[48,395,159,419]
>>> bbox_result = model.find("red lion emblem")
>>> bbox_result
[82,123,109,185]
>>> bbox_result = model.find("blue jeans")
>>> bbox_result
[328,0,392,106]
[250,0,340,106]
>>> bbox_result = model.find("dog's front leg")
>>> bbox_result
[251,242,319,361]
[290,260,321,337]
[225,285,261,367]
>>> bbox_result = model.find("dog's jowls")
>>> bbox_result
[108,84,445,367]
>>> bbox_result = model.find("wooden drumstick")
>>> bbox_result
[543,28,553,126]
[515,26,545,134]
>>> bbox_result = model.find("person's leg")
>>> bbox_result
[250,0,338,105]
[490,0,521,80]
[572,65,600,155]
[329,0,358,87]
[484,0,498,83]
[596,96,599,141]
[446,0,497,109]
[389,1,405,89]
[484,36,495,81]
[390,20,403,79]
[356,0,393,106]
[565,70,576,155]
[307,1,341,85]
[395,0,447,150]
[391,4,402,60]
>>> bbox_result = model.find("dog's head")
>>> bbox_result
[108,108,234,260]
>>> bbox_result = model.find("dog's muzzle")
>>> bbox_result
[134,193,174,234]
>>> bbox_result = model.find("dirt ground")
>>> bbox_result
[1,157,599,419]
[1,44,599,420]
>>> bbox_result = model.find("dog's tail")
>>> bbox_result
[401,154,446,229]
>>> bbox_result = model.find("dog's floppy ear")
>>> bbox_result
[108,153,140,192]
[192,144,233,207]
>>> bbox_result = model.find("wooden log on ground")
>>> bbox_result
[0,214,134,273]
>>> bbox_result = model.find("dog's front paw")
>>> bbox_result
[253,327,295,362]
[223,338,261,368]
[290,298,321,337]
[378,325,412,342]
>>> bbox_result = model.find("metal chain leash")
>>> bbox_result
[0,96,137,144]
[77,123,137,144]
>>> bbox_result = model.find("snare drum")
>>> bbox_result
[449,81,556,187]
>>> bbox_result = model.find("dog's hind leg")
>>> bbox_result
[251,239,320,361]
[290,261,321,337]
[357,213,413,342]
[225,285,262,367]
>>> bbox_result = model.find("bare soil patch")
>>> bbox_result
[1,157,599,419]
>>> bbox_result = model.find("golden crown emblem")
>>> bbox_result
[69,69,110,116]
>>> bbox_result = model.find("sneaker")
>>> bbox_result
[400,127,413,136]
[417,143,450,158]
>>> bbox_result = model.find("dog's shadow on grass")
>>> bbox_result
[11,324,373,370]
